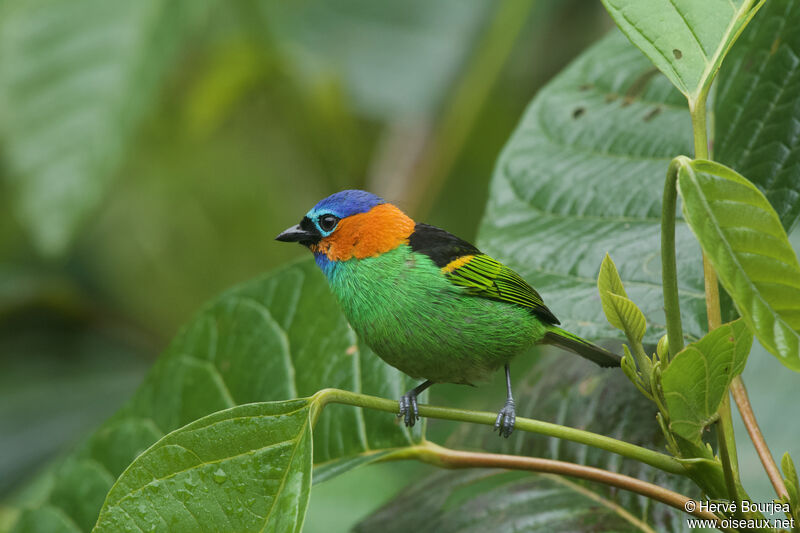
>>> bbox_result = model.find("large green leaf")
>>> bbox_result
[477,30,706,345]
[356,470,651,533]
[601,0,762,103]
[715,0,800,231]
[479,14,800,347]
[9,260,421,532]
[93,400,313,533]
[661,319,752,443]
[677,159,800,371]
[0,0,214,255]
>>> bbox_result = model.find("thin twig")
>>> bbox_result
[731,376,789,501]
[388,441,729,530]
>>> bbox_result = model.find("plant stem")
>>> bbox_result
[702,255,723,330]
[690,97,724,334]
[731,376,789,500]
[690,98,709,160]
[314,388,686,476]
[689,93,749,510]
[662,157,687,359]
[388,441,729,529]
[717,394,742,511]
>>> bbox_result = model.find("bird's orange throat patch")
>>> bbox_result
[312,203,415,261]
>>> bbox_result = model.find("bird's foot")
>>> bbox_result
[397,392,420,427]
[494,399,516,438]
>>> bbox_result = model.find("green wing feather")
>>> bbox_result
[407,224,620,367]
[444,254,560,325]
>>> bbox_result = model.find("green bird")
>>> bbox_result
[277,190,620,436]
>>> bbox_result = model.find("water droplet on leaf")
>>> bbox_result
[213,468,228,483]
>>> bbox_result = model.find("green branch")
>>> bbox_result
[662,157,687,359]
[689,98,724,333]
[314,388,687,476]
[689,82,745,517]
[690,96,709,160]
[717,395,742,515]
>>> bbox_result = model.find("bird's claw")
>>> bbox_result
[397,392,420,427]
[494,400,516,438]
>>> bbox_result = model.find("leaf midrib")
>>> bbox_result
[543,474,657,533]
[690,0,758,103]
[260,415,310,533]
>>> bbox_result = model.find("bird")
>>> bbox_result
[276,190,620,437]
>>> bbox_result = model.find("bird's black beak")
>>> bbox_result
[275,222,319,246]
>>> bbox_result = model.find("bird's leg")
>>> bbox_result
[494,363,516,438]
[398,380,433,427]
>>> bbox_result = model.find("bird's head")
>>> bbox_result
[276,190,415,271]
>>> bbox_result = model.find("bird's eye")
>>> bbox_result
[319,214,339,232]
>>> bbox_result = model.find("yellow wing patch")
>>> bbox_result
[441,254,476,274]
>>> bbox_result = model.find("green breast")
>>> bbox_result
[325,245,545,384]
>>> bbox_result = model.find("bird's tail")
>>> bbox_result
[543,326,621,368]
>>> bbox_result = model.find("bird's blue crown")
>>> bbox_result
[308,189,385,219]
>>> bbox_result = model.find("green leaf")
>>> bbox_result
[619,345,640,381]
[677,159,800,371]
[661,319,752,443]
[606,293,647,344]
[597,253,629,299]
[656,334,670,359]
[782,453,799,511]
[93,400,313,533]
[0,0,214,255]
[10,260,420,532]
[356,470,651,533]
[478,30,707,345]
[598,255,647,343]
[601,0,763,103]
[715,0,800,231]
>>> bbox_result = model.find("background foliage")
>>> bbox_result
[1,0,799,531]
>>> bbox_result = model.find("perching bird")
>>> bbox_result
[276,190,620,436]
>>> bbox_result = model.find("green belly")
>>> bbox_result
[326,246,545,384]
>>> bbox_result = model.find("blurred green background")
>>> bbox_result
[3,1,795,531]
[0,1,611,529]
